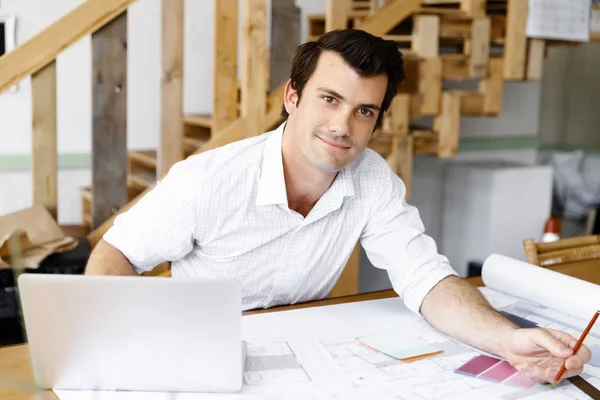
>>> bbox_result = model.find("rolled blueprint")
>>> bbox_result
[481,253,600,322]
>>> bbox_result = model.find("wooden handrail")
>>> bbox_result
[0,0,137,94]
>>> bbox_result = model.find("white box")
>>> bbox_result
[440,161,553,277]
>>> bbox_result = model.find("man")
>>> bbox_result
[85,29,590,384]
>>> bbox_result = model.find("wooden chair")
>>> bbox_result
[523,235,600,267]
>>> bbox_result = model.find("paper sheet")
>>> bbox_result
[482,253,600,323]
[526,0,590,42]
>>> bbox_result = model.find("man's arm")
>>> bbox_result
[420,275,591,384]
[84,239,138,276]
[420,275,516,357]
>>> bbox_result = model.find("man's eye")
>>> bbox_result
[323,96,334,103]
[359,108,372,116]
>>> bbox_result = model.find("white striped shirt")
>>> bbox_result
[103,122,458,314]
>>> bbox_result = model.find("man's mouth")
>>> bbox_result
[316,135,351,150]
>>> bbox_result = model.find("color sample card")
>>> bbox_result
[358,333,443,362]
[455,354,536,389]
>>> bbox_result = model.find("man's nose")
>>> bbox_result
[328,111,351,137]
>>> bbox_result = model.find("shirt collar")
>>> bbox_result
[255,121,357,207]
[256,122,288,206]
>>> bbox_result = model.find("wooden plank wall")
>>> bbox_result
[159,0,185,177]
[31,61,58,219]
[91,12,128,229]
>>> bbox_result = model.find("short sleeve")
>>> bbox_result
[360,169,458,315]
[103,158,200,274]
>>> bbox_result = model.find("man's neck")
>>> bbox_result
[281,130,337,218]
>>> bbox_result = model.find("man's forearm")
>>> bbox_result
[420,276,518,358]
[85,239,139,276]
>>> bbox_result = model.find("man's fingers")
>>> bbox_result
[520,363,551,384]
[532,329,574,358]
[521,362,583,384]
[566,349,591,369]
[546,328,579,349]
[546,328,592,366]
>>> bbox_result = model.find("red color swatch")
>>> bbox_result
[455,355,501,376]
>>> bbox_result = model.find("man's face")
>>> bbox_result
[283,51,388,174]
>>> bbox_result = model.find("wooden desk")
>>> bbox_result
[1,263,599,400]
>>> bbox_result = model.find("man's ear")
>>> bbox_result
[283,79,299,116]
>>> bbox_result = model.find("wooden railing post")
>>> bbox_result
[31,61,58,219]
[91,12,128,229]
[241,0,268,137]
[159,0,185,177]
[213,0,238,133]
[326,0,349,32]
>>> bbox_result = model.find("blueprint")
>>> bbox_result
[54,253,600,400]
[55,290,596,400]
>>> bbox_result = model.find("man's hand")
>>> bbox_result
[504,328,591,384]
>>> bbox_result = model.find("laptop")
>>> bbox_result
[17,274,245,393]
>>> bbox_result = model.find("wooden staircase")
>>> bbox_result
[304,0,547,195]
[80,113,213,231]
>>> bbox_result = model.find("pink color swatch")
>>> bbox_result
[456,355,501,376]
[480,361,518,382]
[504,372,537,389]
[455,355,538,390]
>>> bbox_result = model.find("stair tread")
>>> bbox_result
[130,170,156,183]
[129,150,157,169]
[184,114,213,129]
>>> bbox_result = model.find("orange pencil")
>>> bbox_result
[553,310,600,386]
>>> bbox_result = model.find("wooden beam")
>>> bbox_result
[392,135,413,199]
[398,56,420,94]
[504,0,528,80]
[419,58,442,115]
[460,0,486,17]
[441,54,470,80]
[357,0,421,36]
[411,15,439,59]
[265,83,286,130]
[213,0,238,132]
[469,17,490,78]
[390,94,410,136]
[434,91,461,158]
[0,0,136,94]
[329,244,361,298]
[326,0,349,32]
[159,0,184,177]
[413,131,438,155]
[241,0,268,137]
[196,118,249,154]
[91,12,128,229]
[87,117,249,247]
[480,57,504,115]
[31,61,58,219]
[526,39,546,81]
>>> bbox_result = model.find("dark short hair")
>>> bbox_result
[281,29,405,130]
